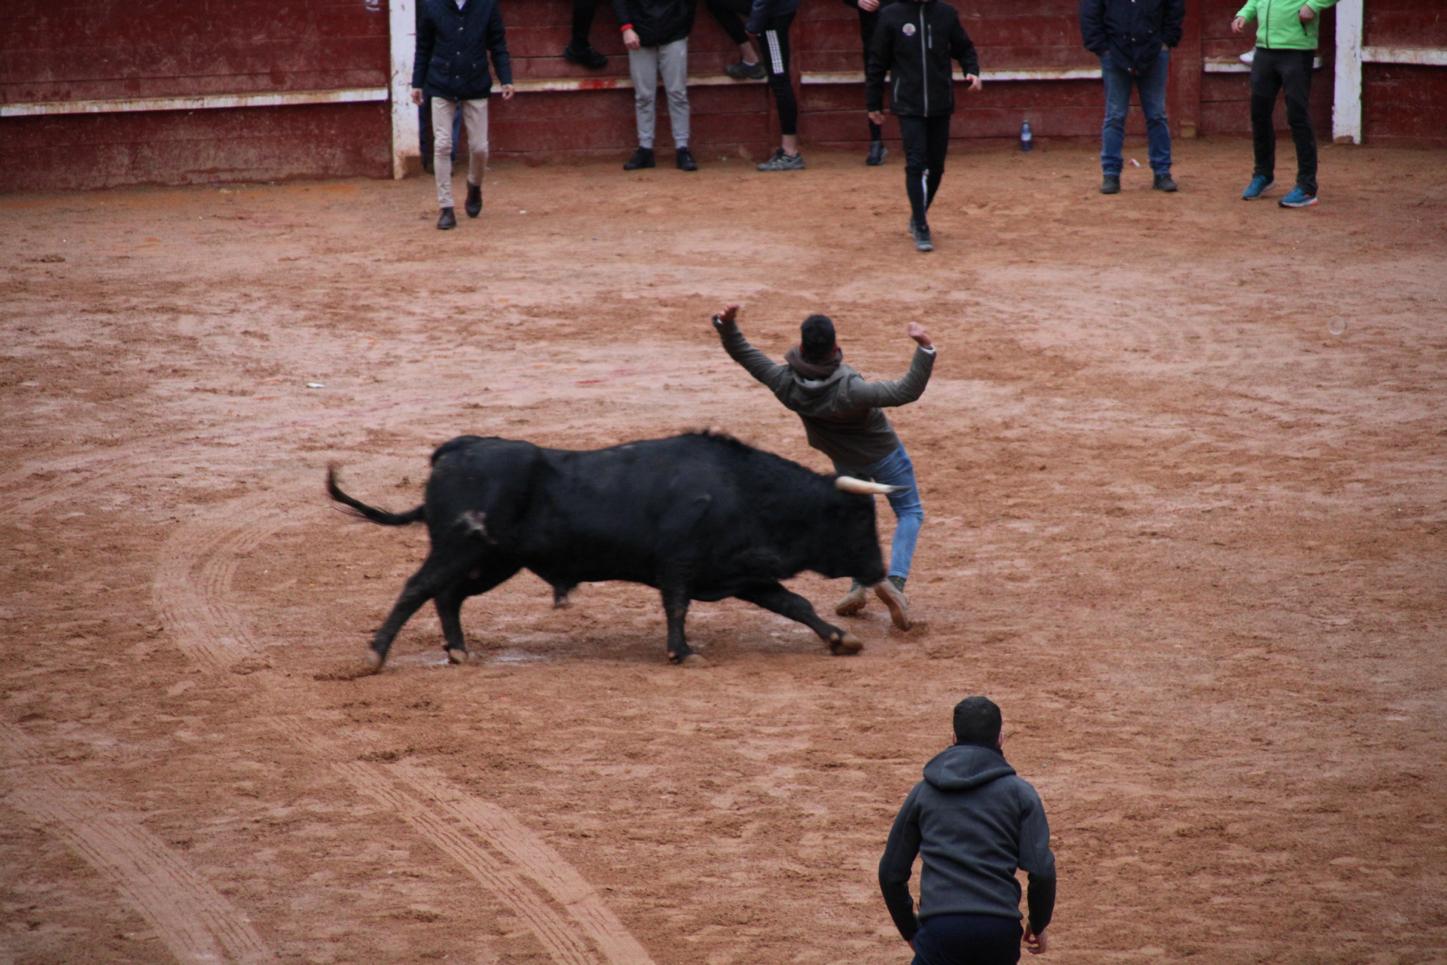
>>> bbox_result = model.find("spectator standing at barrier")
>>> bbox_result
[708,0,806,170]
[708,0,766,79]
[865,0,981,253]
[1079,0,1183,195]
[1233,0,1339,207]
[710,304,932,629]
[565,0,611,69]
[841,0,903,166]
[880,696,1057,964]
[412,0,515,231]
[614,0,699,172]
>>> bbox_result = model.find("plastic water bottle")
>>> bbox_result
[1020,119,1033,152]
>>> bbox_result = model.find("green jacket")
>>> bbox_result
[1236,0,1338,50]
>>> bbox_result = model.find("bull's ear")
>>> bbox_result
[835,476,901,496]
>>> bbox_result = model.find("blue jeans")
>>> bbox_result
[836,444,924,582]
[1099,47,1172,176]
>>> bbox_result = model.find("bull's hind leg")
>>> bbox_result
[659,586,698,664]
[734,582,864,656]
[369,551,480,671]
[435,558,520,664]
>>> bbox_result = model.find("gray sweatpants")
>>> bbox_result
[431,97,488,209]
[628,39,690,150]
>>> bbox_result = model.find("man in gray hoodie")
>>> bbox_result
[879,696,1056,963]
[711,303,934,629]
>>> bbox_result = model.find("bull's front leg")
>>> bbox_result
[734,582,864,656]
[658,585,697,664]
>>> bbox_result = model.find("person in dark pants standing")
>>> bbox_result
[564,0,610,69]
[412,0,514,230]
[707,0,766,79]
[841,0,903,165]
[880,696,1057,964]
[1233,0,1339,207]
[865,0,981,253]
[1079,0,1183,195]
[709,0,806,170]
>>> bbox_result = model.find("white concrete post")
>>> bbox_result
[1333,0,1363,144]
[389,0,420,178]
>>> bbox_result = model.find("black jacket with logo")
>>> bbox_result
[865,1,980,117]
[413,0,513,101]
[1079,0,1184,74]
[611,0,697,48]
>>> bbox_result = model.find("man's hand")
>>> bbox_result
[868,110,886,125]
[410,88,423,105]
[1298,4,1315,21]
[965,73,983,92]
[1232,15,1248,32]
[907,322,933,350]
[1024,927,1048,955]
[713,304,740,331]
[501,84,515,101]
[623,27,641,50]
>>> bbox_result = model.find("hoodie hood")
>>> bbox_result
[922,743,1016,792]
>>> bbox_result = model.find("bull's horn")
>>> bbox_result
[835,476,901,496]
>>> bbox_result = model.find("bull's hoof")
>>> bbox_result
[678,653,708,668]
[445,647,471,665]
[829,633,864,656]
[366,649,386,673]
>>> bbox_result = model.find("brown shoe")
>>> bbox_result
[835,583,868,616]
[873,581,912,630]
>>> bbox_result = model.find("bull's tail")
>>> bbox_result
[326,464,426,526]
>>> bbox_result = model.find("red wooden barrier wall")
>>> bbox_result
[1363,0,1447,146]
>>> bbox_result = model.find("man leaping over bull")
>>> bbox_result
[711,304,934,630]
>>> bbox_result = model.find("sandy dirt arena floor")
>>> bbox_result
[2,139,1445,964]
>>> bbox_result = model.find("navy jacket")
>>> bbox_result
[866,1,980,118]
[612,0,697,47]
[413,0,513,101]
[1079,0,1185,73]
[745,0,800,36]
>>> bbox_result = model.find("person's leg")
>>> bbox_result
[628,45,660,150]
[659,38,691,149]
[1139,46,1173,176]
[1249,48,1284,183]
[912,914,1022,965]
[924,113,950,209]
[1099,51,1130,179]
[870,445,924,585]
[705,0,751,47]
[761,13,798,153]
[859,10,882,143]
[899,115,930,230]
[1280,49,1318,194]
[461,98,489,215]
[564,0,606,67]
[431,97,457,209]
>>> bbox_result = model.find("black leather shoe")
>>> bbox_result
[563,44,607,69]
[464,183,482,217]
[1101,174,1121,195]
[675,147,697,172]
[623,147,656,171]
[1153,173,1179,192]
[866,141,887,166]
[436,206,456,230]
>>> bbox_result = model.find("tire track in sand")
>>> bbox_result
[152,488,655,964]
[1,721,271,963]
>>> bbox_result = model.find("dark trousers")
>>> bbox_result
[857,9,882,140]
[1250,47,1318,194]
[911,914,1022,965]
[899,113,951,228]
[706,1,796,136]
[571,0,601,48]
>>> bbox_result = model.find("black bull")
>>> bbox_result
[327,432,897,669]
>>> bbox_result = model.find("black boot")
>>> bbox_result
[623,147,656,171]
[866,141,887,166]
[436,206,456,230]
[464,182,482,217]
